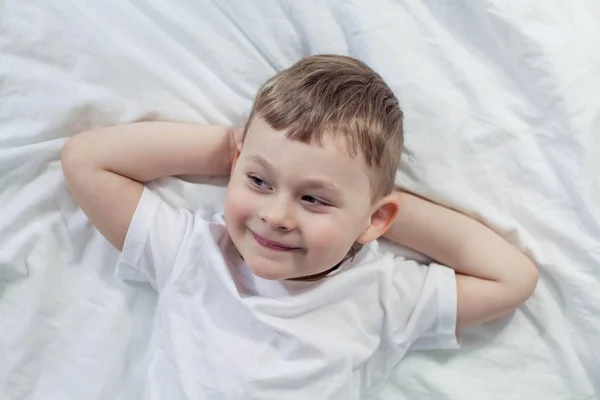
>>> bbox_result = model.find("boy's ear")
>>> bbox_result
[230,147,241,175]
[357,194,400,244]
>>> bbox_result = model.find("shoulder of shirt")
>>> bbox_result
[335,241,415,275]
[189,210,227,236]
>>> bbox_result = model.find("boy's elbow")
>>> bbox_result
[61,136,76,161]
[61,134,93,176]
[61,137,78,176]
[61,135,102,192]
[509,260,539,307]
[524,260,539,299]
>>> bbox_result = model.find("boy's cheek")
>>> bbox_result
[225,185,256,223]
[308,220,351,252]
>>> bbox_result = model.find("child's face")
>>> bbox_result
[224,118,376,281]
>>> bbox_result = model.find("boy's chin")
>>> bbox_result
[245,257,291,281]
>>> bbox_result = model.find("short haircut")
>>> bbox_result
[243,54,404,200]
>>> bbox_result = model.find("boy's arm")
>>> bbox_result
[384,191,538,328]
[61,122,235,251]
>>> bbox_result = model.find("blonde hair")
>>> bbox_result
[243,54,404,200]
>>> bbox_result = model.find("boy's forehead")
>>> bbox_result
[243,119,372,191]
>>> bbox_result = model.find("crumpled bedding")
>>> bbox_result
[1,1,599,399]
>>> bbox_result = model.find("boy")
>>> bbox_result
[61,55,538,399]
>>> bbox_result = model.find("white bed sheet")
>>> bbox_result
[1,1,599,399]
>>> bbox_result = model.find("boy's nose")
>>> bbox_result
[259,197,296,231]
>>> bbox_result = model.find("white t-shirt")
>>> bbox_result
[117,188,458,400]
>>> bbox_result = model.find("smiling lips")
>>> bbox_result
[251,231,300,252]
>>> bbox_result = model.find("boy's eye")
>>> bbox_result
[301,195,330,207]
[248,174,270,189]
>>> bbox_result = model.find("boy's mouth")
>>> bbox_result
[250,231,300,252]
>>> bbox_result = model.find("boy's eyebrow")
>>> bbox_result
[247,154,273,172]
[302,179,343,196]
[246,154,343,195]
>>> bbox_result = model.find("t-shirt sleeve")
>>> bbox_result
[388,259,459,351]
[115,187,194,292]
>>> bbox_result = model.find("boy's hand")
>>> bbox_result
[62,123,233,251]
[384,191,538,328]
